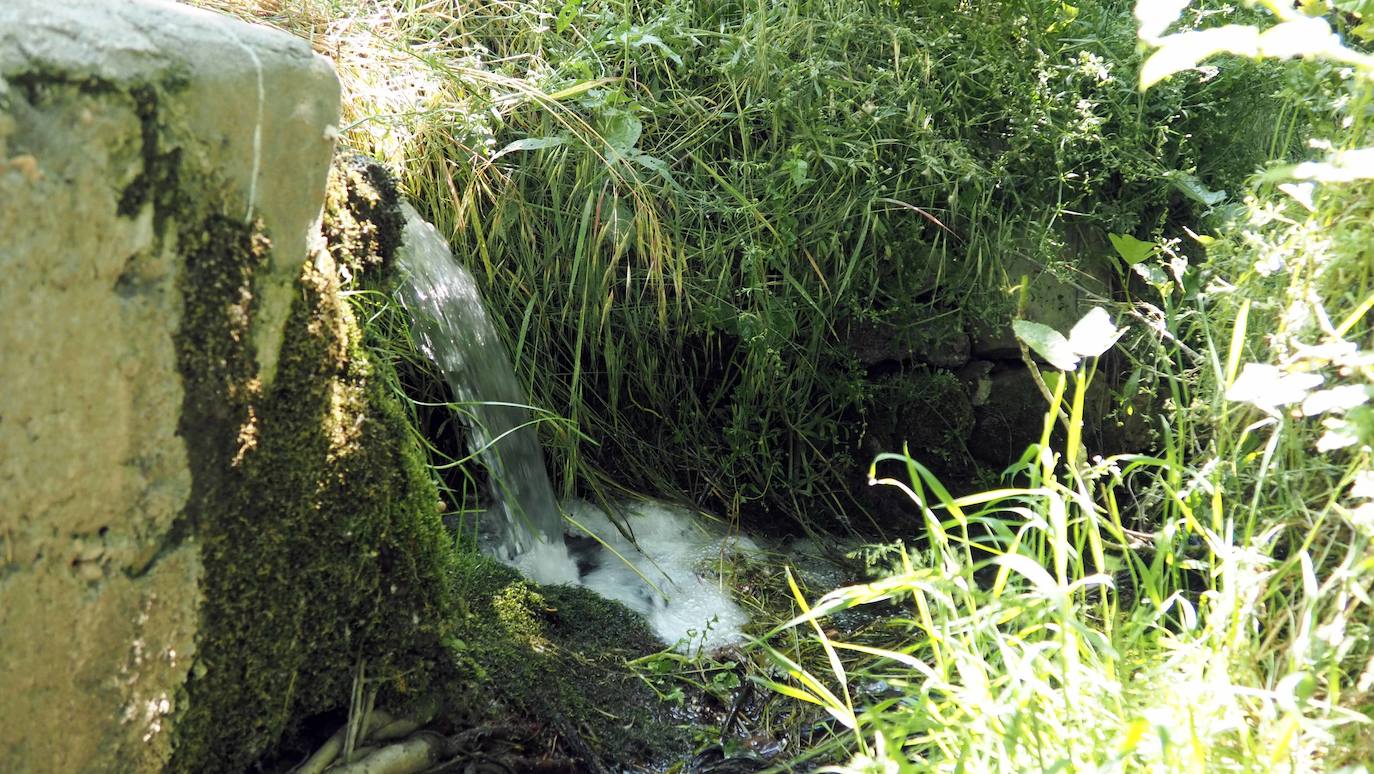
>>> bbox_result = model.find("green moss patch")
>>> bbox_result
[165,155,684,771]
[441,556,693,768]
[321,154,405,279]
[170,204,458,771]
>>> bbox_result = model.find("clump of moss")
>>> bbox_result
[168,155,685,772]
[440,556,693,768]
[170,196,457,771]
[321,154,405,278]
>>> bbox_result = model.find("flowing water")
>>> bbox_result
[395,203,578,584]
[396,203,752,649]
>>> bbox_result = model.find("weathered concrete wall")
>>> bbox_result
[0,1,338,769]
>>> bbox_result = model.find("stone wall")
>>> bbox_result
[0,1,337,769]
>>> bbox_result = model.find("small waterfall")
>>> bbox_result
[395,203,578,584]
[395,202,753,649]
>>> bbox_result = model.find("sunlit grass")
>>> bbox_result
[193,0,1302,532]
[189,0,1373,769]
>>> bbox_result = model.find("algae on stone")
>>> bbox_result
[169,198,459,771]
[171,159,687,771]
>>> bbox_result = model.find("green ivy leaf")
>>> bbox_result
[1108,233,1154,265]
[1012,319,1080,371]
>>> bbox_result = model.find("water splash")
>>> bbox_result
[553,500,757,652]
[395,203,753,647]
[395,203,578,584]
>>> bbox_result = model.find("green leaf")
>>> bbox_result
[1108,233,1154,265]
[555,0,582,33]
[1067,307,1125,358]
[1167,170,1226,207]
[1258,18,1340,60]
[1012,319,1080,371]
[1226,363,1323,414]
[599,110,642,151]
[627,152,684,191]
[1132,262,1170,289]
[1264,147,1374,184]
[1135,0,1192,43]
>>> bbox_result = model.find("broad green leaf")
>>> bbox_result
[1067,307,1124,358]
[1226,363,1324,414]
[1318,417,1361,451]
[1013,319,1079,371]
[599,110,642,151]
[1108,232,1154,265]
[1267,147,1374,184]
[1141,25,1260,89]
[1258,17,1339,60]
[1277,182,1316,212]
[1353,471,1374,501]
[1167,170,1225,206]
[1302,385,1372,417]
[1132,262,1170,289]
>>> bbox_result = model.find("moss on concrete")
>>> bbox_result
[169,200,458,771]
[321,154,404,279]
[441,556,692,768]
[167,157,685,772]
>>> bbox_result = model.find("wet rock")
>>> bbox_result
[849,369,977,532]
[969,366,1113,466]
[970,255,1114,360]
[957,360,995,407]
[969,368,1048,465]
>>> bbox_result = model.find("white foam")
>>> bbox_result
[507,534,581,586]
[501,500,757,652]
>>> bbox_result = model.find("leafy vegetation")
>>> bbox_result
[197,0,1372,769]
[238,0,1307,532]
[750,3,1374,769]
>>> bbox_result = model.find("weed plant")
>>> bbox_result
[264,0,1307,533]
[752,3,1374,769]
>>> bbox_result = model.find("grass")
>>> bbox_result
[194,0,1373,770]
[207,0,1308,534]
[746,6,1374,769]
